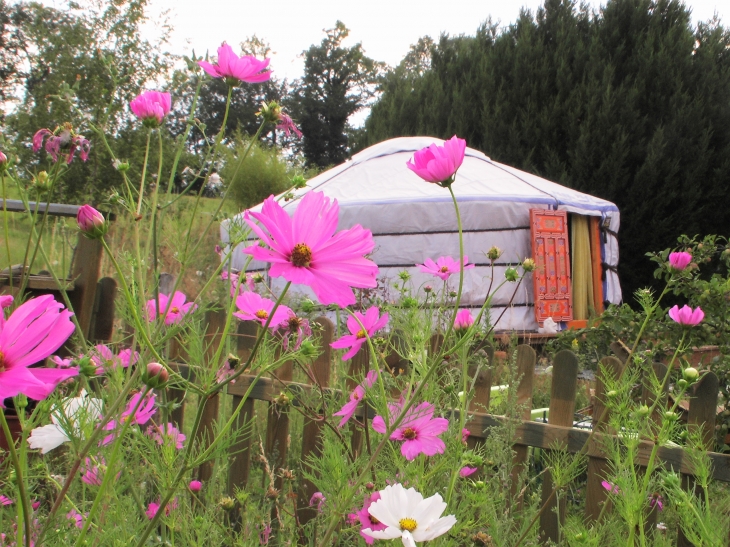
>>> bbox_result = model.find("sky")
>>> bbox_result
[140,0,728,82]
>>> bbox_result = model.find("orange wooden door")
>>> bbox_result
[530,209,573,324]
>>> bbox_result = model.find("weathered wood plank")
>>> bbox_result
[510,345,536,503]
[540,350,579,544]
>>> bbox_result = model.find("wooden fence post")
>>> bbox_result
[510,345,536,503]
[297,317,334,527]
[677,371,720,547]
[195,310,225,483]
[585,356,623,522]
[227,319,258,494]
[539,349,578,544]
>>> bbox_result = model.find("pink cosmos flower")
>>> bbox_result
[418,255,475,281]
[130,91,172,126]
[243,191,378,307]
[668,252,692,271]
[189,480,202,492]
[223,270,255,296]
[198,42,271,84]
[649,492,664,511]
[259,524,272,545]
[146,291,197,325]
[276,310,312,350]
[67,509,84,529]
[0,295,77,404]
[0,150,7,167]
[0,495,13,505]
[454,309,475,331]
[333,370,378,427]
[459,466,478,478]
[352,492,386,545]
[80,457,108,486]
[33,128,90,164]
[372,401,449,461]
[309,492,326,513]
[276,114,302,138]
[330,307,389,361]
[461,428,470,444]
[31,500,40,510]
[668,305,704,326]
[145,498,178,519]
[117,348,139,368]
[0,295,13,330]
[101,392,156,445]
[50,355,73,368]
[147,423,186,449]
[234,292,293,327]
[601,480,620,494]
[406,135,467,186]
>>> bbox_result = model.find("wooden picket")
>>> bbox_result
[158,311,730,545]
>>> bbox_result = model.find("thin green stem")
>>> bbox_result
[136,130,152,216]
[0,408,31,547]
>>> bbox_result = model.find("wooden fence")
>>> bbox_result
[167,311,730,545]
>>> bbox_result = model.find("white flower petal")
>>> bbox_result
[412,492,446,526]
[401,530,417,547]
[27,424,69,454]
[362,526,401,540]
[414,515,457,542]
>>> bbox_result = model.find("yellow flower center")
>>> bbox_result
[0,350,6,372]
[356,329,367,339]
[255,310,269,320]
[399,518,417,532]
[440,266,449,273]
[291,243,313,267]
[402,427,417,440]
[170,307,180,314]
[369,515,380,525]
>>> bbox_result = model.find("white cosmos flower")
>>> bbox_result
[362,483,456,547]
[28,390,102,454]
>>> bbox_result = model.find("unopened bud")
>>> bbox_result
[682,367,699,382]
[0,150,7,173]
[219,496,236,510]
[78,356,98,377]
[664,411,679,422]
[76,204,108,239]
[112,158,130,172]
[299,340,318,359]
[486,246,503,261]
[274,392,290,407]
[291,175,307,189]
[365,482,375,491]
[504,268,519,282]
[522,258,536,272]
[300,299,316,313]
[635,405,650,418]
[143,362,169,388]
[189,480,202,492]
[423,285,432,293]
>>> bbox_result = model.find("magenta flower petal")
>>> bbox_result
[331,307,388,361]
[668,305,704,326]
[417,255,474,281]
[372,401,449,461]
[130,90,172,125]
[198,42,271,84]
[407,136,467,186]
[244,192,378,307]
[668,251,692,271]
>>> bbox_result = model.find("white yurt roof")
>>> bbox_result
[221,136,621,331]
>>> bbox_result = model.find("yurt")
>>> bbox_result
[221,137,621,332]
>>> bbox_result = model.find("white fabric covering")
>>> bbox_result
[221,137,621,331]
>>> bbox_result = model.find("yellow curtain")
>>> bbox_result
[571,215,594,320]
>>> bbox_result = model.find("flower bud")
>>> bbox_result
[219,496,236,511]
[682,367,699,382]
[257,101,282,123]
[78,356,98,377]
[76,204,108,239]
[291,175,307,189]
[0,150,7,173]
[33,171,51,192]
[398,270,411,282]
[423,285,432,293]
[143,362,169,388]
[365,482,375,491]
[112,159,130,172]
[606,390,618,398]
[635,404,650,418]
[274,392,290,407]
[522,258,536,272]
[300,299,316,313]
[299,339,319,359]
[676,378,688,390]
[486,246,503,261]
[189,480,202,492]
[504,268,519,282]
[668,251,692,271]
[664,411,679,422]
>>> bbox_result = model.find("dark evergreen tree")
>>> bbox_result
[291,21,383,168]
[364,0,730,302]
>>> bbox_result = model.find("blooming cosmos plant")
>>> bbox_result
[333,370,378,427]
[361,484,456,547]
[668,304,704,326]
[243,191,378,307]
[418,255,474,281]
[233,291,292,327]
[146,291,197,325]
[372,402,449,461]
[0,295,77,403]
[130,90,172,126]
[198,42,271,85]
[406,135,467,187]
[331,307,389,361]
